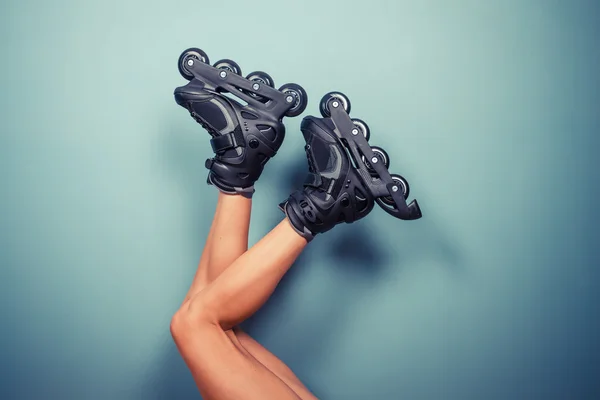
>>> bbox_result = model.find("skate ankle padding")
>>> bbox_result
[280,200,315,242]
[206,172,255,199]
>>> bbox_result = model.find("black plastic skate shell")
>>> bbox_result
[173,47,308,197]
[318,92,422,221]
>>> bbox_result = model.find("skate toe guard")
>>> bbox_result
[173,79,213,106]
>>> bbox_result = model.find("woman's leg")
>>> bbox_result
[175,193,317,399]
[231,327,316,397]
[171,219,309,400]
[182,192,252,302]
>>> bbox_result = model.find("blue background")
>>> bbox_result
[1,0,599,398]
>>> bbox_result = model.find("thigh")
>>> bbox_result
[175,323,302,400]
[233,328,319,400]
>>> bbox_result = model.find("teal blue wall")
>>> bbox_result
[1,0,598,398]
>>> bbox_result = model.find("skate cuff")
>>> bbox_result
[304,172,332,191]
[210,130,245,154]
[279,200,315,243]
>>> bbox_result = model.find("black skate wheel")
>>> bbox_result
[279,83,308,117]
[319,92,351,118]
[246,71,275,88]
[351,118,370,141]
[213,59,242,75]
[381,174,410,205]
[363,146,390,172]
[246,71,275,98]
[178,48,209,80]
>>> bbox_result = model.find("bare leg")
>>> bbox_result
[171,220,310,399]
[182,193,252,302]
[175,193,317,399]
[187,219,306,329]
[232,327,315,398]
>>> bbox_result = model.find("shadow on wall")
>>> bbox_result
[146,120,464,399]
[241,158,464,397]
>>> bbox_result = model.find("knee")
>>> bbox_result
[170,306,190,342]
[169,296,216,342]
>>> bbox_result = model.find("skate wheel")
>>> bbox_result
[246,71,275,88]
[246,71,275,98]
[279,83,308,117]
[213,59,242,75]
[319,91,351,118]
[363,146,390,172]
[351,118,370,141]
[381,174,410,204]
[178,48,209,80]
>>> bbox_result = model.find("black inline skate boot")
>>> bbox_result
[279,92,422,241]
[174,48,308,198]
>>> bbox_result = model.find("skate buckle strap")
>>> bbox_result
[210,130,245,154]
[304,172,333,192]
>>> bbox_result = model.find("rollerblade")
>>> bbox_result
[174,48,308,197]
[279,92,422,241]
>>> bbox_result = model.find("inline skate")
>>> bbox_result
[174,48,308,197]
[279,92,422,241]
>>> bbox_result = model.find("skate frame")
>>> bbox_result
[185,58,295,120]
[328,103,422,221]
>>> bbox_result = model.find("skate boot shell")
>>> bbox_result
[280,92,422,241]
[174,48,308,197]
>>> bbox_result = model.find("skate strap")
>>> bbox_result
[304,172,332,191]
[210,130,245,154]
